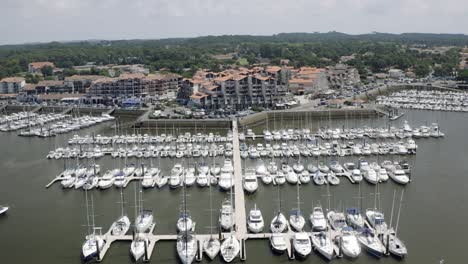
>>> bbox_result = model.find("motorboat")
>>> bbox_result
[0,206,9,215]
[311,232,334,260]
[292,162,304,173]
[310,206,327,231]
[270,212,287,233]
[176,232,197,264]
[261,172,273,185]
[365,209,388,234]
[156,175,168,188]
[243,169,258,193]
[339,227,361,258]
[99,169,116,189]
[218,172,233,190]
[293,232,312,258]
[299,170,311,184]
[184,168,196,186]
[327,210,347,231]
[344,162,363,182]
[219,200,235,231]
[388,165,410,184]
[357,229,385,258]
[135,210,154,232]
[247,204,264,233]
[220,234,240,263]
[113,170,126,188]
[318,162,330,173]
[274,171,286,185]
[346,208,365,229]
[362,166,378,185]
[256,160,268,175]
[329,161,344,173]
[177,213,193,233]
[270,233,287,253]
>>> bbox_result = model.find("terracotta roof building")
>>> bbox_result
[0,77,26,94]
[28,62,55,74]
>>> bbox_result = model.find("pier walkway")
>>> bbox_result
[232,120,247,238]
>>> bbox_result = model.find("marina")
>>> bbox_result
[377,89,468,112]
[0,108,465,263]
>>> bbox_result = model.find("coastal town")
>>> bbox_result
[1,3,468,263]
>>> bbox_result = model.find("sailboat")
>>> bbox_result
[311,231,334,260]
[203,183,220,260]
[110,188,130,236]
[220,234,240,263]
[270,186,287,233]
[220,180,239,262]
[383,190,408,258]
[131,233,150,261]
[289,184,305,231]
[176,182,197,264]
[177,183,193,233]
[81,191,105,261]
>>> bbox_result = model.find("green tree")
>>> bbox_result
[457,70,468,83]
[41,66,54,77]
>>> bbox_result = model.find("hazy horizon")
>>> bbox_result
[1,0,468,45]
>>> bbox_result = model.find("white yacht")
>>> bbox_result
[388,165,410,184]
[361,164,378,184]
[219,200,235,231]
[365,209,388,234]
[243,169,258,193]
[156,175,168,188]
[177,213,193,233]
[340,227,361,258]
[382,230,408,258]
[203,237,220,260]
[130,233,150,261]
[311,232,334,260]
[346,208,365,229]
[270,233,287,253]
[218,171,233,190]
[327,210,347,231]
[196,172,209,187]
[135,210,154,232]
[99,169,117,189]
[169,164,183,188]
[176,232,197,264]
[293,232,312,258]
[110,215,130,236]
[357,229,385,258]
[0,206,9,215]
[113,170,126,188]
[82,230,105,261]
[184,168,196,186]
[310,206,327,231]
[247,204,264,233]
[270,212,287,233]
[220,234,240,263]
[274,171,286,185]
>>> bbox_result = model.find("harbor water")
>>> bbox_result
[0,109,466,263]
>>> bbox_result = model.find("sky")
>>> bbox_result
[1,0,468,45]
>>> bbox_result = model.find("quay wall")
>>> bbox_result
[134,118,232,129]
[238,108,381,127]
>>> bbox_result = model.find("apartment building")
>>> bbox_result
[0,77,26,94]
[326,64,361,89]
[183,67,288,110]
[288,67,328,95]
[28,62,55,74]
[87,73,182,98]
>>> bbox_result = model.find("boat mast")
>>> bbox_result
[84,189,91,235]
[389,189,396,230]
[395,189,405,235]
